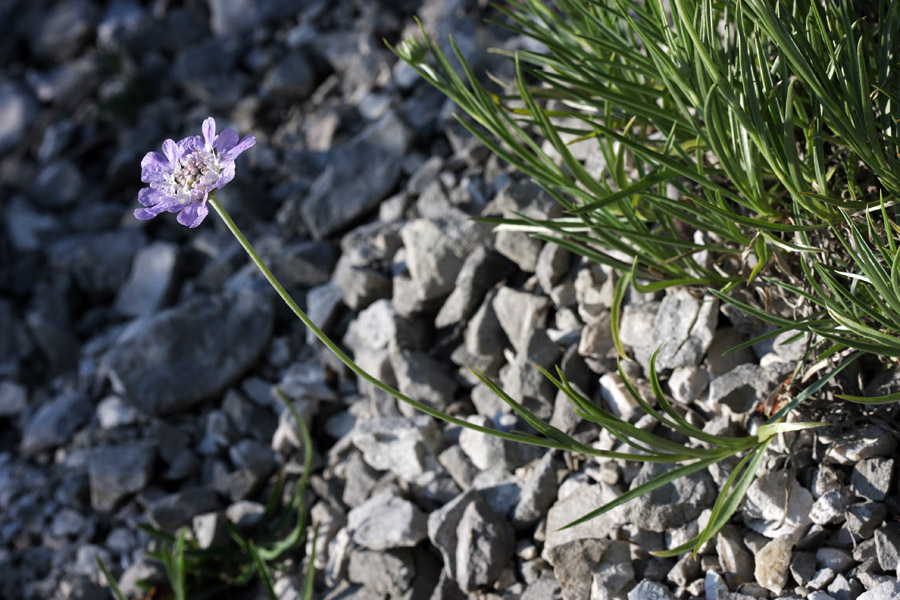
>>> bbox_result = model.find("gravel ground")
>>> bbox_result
[2,1,900,599]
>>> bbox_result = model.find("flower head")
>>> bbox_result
[136,117,255,228]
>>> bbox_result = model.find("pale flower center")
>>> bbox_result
[164,149,221,204]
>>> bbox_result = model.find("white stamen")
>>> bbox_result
[163,149,221,204]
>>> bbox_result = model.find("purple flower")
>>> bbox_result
[136,117,255,228]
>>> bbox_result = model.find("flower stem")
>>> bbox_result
[209,195,577,450]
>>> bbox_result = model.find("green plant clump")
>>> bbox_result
[386,0,900,551]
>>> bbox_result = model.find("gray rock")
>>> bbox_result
[462,290,508,361]
[858,581,900,600]
[591,541,636,600]
[454,495,515,592]
[429,490,480,583]
[846,501,888,540]
[704,570,728,600]
[299,111,412,238]
[620,301,659,355]
[222,389,277,441]
[107,288,273,415]
[742,470,813,541]
[544,479,620,552]
[435,247,515,329]
[651,289,718,370]
[270,239,337,288]
[706,327,756,377]
[816,547,853,573]
[117,557,167,599]
[50,508,86,538]
[347,549,415,596]
[668,553,700,588]
[826,573,852,600]
[31,160,85,208]
[439,445,479,490]
[264,50,315,99]
[627,579,678,600]
[810,488,848,525]
[0,381,27,417]
[347,492,427,551]
[305,281,344,346]
[522,577,563,600]
[192,511,228,550]
[707,364,779,415]
[578,312,615,359]
[459,415,532,473]
[341,453,380,508]
[536,243,573,293]
[874,523,900,572]
[790,551,817,586]
[716,526,754,588]
[492,287,550,355]
[390,346,458,411]
[621,463,716,532]
[334,255,392,311]
[490,180,563,272]
[546,538,608,600]
[668,366,709,404]
[148,487,220,532]
[115,241,177,317]
[350,415,442,482]
[513,452,559,529]
[225,500,265,529]
[471,469,520,518]
[0,80,38,156]
[850,458,894,502]
[88,443,155,512]
[401,213,485,302]
[20,392,91,455]
[830,424,897,464]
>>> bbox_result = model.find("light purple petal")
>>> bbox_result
[214,161,235,189]
[141,152,171,183]
[176,201,209,228]
[214,128,239,154]
[221,135,256,161]
[161,139,181,166]
[134,207,160,220]
[138,187,167,206]
[202,117,216,151]
[178,135,201,156]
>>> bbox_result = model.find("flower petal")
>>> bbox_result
[176,201,210,228]
[214,128,239,154]
[179,135,201,156]
[141,152,171,183]
[161,139,181,165]
[214,161,235,189]
[138,186,166,206]
[202,117,216,151]
[221,135,256,161]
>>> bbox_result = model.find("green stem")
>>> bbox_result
[209,195,576,450]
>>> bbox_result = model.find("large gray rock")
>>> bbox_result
[350,415,443,481]
[492,287,550,355]
[20,392,92,456]
[401,213,485,302]
[621,463,716,532]
[88,443,156,512]
[298,111,412,238]
[347,492,428,551]
[651,289,718,370]
[346,549,415,597]
[489,180,563,272]
[512,451,559,529]
[850,458,894,502]
[107,288,273,415]
[858,581,900,600]
[741,470,813,541]
[454,495,515,592]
